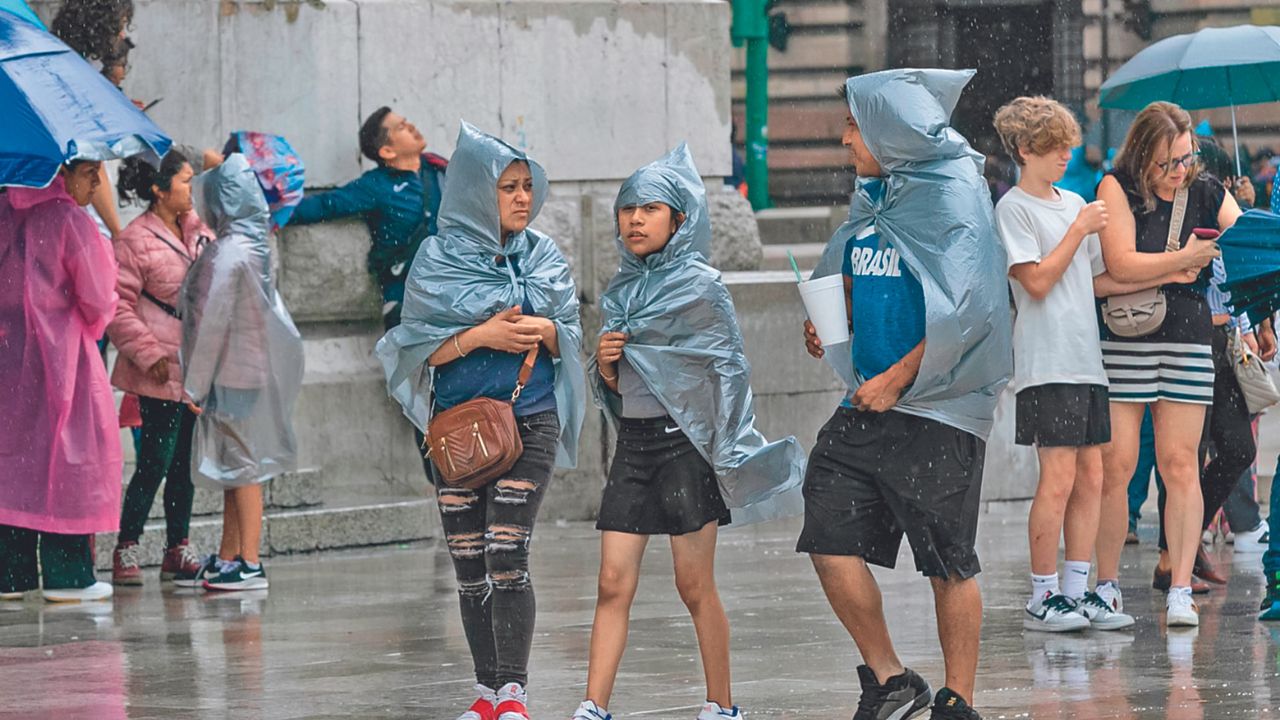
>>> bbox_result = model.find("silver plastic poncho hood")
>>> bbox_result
[590,144,804,524]
[813,69,1012,439]
[376,122,585,467]
[180,153,305,487]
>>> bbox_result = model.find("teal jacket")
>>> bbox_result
[290,153,447,304]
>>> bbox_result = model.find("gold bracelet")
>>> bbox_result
[453,334,468,358]
[599,369,617,382]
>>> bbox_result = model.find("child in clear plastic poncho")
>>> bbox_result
[572,144,803,720]
[0,160,121,603]
[179,153,304,592]
[377,122,584,720]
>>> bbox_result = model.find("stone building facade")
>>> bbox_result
[736,0,1280,206]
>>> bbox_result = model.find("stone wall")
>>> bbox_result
[32,0,734,186]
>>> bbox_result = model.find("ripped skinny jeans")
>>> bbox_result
[433,409,560,689]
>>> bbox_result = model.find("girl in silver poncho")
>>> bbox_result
[573,145,803,720]
[180,154,304,592]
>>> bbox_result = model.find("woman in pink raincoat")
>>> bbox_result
[107,150,215,588]
[0,160,123,603]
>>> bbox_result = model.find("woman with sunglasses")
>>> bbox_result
[1091,102,1243,628]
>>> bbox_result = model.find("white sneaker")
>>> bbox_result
[1076,591,1136,630]
[496,682,529,720]
[1166,589,1200,627]
[1024,593,1090,633]
[456,684,498,720]
[572,700,612,720]
[696,701,743,720]
[1094,581,1124,613]
[1233,522,1269,554]
[0,591,26,601]
[43,581,113,603]
[1202,529,1215,545]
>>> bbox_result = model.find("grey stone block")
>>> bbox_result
[707,188,764,271]
[278,220,381,323]
[139,468,323,520]
[96,496,434,570]
[266,468,325,509]
[264,500,435,554]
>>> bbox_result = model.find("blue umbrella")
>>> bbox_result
[1099,25,1280,176]
[1219,210,1280,325]
[0,0,43,28]
[0,11,171,188]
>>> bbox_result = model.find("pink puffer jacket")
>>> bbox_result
[107,211,214,401]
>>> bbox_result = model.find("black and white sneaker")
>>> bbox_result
[203,559,268,591]
[852,664,932,720]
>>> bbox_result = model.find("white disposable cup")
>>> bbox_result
[798,274,850,346]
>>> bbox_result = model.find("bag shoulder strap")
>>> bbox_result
[141,288,182,319]
[1165,186,1189,252]
[147,228,196,264]
[510,347,540,403]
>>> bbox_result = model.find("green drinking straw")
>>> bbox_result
[787,250,804,284]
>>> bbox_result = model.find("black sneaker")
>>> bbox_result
[203,559,268,591]
[852,664,932,720]
[929,688,979,720]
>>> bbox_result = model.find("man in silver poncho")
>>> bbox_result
[796,69,1012,720]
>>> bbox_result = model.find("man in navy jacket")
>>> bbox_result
[290,107,448,329]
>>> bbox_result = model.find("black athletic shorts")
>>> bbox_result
[1014,383,1111,447]
[596,416,731,536]
[796,407,984,579]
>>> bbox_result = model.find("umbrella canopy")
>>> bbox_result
[223,131,306,231]
[1219,210,1280,325]
[0,11,171,188]
[1099,25,1280,178]
[1099,25,1280,111]
[0,0,43,28]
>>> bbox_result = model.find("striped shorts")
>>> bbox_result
[1100,340,1215,404]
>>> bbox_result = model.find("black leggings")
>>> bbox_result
[433,410,559,689]
[118,398,197,548]
[1159,327,1256,550]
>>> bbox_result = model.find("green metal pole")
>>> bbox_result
[745,35,770,210]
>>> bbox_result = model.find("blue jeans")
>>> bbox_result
[1127,408,1165,529]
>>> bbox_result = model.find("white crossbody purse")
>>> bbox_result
[1228,327,1280,414]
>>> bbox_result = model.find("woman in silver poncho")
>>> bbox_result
[378,123,585,720]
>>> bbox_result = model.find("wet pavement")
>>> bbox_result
[2,507,1279,719]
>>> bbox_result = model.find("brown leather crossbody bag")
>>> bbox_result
[424,347,539,489]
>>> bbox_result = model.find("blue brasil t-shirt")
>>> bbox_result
[432,255,557,417]
[842,180,927,396]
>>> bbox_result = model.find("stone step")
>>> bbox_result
[95,494,435,571]
[761,243,828,273]
[135,468,323,520]
[755,206,846,245]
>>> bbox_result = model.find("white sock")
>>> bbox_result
[1030,572,1059,606]
[1062,561,1091,600]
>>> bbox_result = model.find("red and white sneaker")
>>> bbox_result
[455,684,498,720]
[161,540,204,586]
[495,682,530,720]
[112,542,143,586]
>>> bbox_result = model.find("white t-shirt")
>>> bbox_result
[995,186,1108,392]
